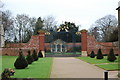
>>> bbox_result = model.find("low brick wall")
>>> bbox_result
[1,34,119,56]
[87,35,118,55]
[1,48,36,56]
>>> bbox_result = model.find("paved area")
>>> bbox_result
[50,57,118,78]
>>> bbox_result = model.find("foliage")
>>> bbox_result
[88,15,117,42]
[57,22,79,32]
[2,10,14,42]
[107,48,117,62]
[33,17,44,35]
[32,49,38,61]
[109,27,118,42]
[14,49,28,69]
[96,49,103,59]
[90,51,95,58]
[26,50,34,64]
[49,22,81,43]
[43,15,57,30]
[38,50,43,58]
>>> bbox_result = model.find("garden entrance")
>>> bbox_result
[44,26,82,57]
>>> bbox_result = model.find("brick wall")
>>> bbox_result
[87,35,118,55]
[2,35,40,56]
[1,48,34,56]
[1,34,118,56]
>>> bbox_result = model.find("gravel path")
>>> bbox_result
[50,57,118,78]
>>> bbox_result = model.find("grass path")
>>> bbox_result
[77,56,119,70]
[2,56,53,78]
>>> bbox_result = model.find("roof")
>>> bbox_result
[51,39,66,44]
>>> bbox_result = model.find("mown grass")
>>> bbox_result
[96,64,119,70]
[77,56,119,70]
[118,73,120,77]
[77,56,118,64]
[2,56,53,78]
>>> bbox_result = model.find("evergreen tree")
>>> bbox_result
[32,49,38,61]
[107,48,117,62]
[33,17,44,35]
[90,51,95,58]
[38,50,43,58]
[96,49,103,59]
[26,50,34,64]
[14,49,28,69]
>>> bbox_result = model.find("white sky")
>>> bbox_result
[2,0,120,30]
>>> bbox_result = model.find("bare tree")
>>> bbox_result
[14,14,37,43]
[43,15,57,30]
[1,10,14,42]
[14,14,30,42]
[88,26,100,41]
[89,15,117,42]
[2,10,13,31]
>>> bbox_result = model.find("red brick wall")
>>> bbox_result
[1,48,34,56]
[2,35,40,56]
[87,35,118,55]
[1,34,118,56]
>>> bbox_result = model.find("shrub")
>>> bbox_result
[107,48,117,62]
[90,51,95,58]
[32,49,38,61]
[38,50,43,58]
[96,49,103,59]
[14,49,28,69]
[26,50,34,64]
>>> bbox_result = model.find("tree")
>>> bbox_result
[2,10,13,31]
[38,50,43,58]
[14,14,30,43]
[2,10,14,42]
[32,49,38,61]
[57,22,79,32]
[90,51,95,58]
[26,50,34,64]
[107,48,116,62]
[88,26,99,41]
[109,27,118,42]
[14,49,28,69]
[43,15,57,30]
[89,15,117,42]
[54,22,81,42]
[96,49,103,59]
[14,14,36,43]
[33,17,44,35]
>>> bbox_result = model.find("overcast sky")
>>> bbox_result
[2,0,120,30]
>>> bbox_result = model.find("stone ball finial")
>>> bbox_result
[80,29,88,33]
[38,29,50,35]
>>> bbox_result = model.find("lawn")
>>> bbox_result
[2,56,53,78]
[77,56,119,70]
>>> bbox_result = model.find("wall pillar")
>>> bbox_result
[39,30,45,57]
[80,29,88,56]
